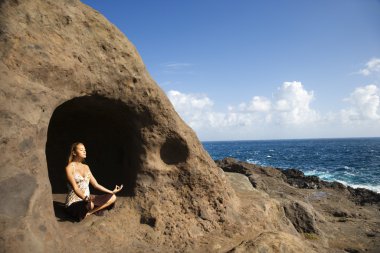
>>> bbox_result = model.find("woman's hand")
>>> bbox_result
[113,184,123,194]
[84,195,94,202]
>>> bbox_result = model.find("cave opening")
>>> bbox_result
[46,95,144,202]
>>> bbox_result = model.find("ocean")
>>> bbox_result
[202,137,380,193]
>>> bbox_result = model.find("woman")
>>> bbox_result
[65,142,123,221]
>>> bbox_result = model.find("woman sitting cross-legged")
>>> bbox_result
[64,142,123,221]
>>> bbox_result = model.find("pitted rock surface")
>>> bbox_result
[0,0,235,251]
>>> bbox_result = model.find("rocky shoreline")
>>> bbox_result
[216,157,380,252]
[216,157,380,206]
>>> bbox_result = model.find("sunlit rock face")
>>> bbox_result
[0,0,235,251]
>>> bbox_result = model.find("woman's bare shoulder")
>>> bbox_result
[65,163,74,171]
[66,162,75,167]
[84,164,91,172]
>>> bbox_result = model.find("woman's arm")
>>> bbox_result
[87,166,114,194]
[65,164,88,200]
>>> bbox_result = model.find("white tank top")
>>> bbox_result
[65,162,90,207]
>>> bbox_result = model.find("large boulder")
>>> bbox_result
[0,0,236,251]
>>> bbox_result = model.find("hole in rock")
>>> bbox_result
[160,134,189,165]
[46,95,148,220]
[140,216,156,228]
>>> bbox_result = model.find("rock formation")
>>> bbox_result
[0,0,236,251]
[1,0,378,252]
[217,158,380,253]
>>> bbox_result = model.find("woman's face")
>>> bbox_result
[74,144,87,159]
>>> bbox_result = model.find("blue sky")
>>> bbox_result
[82,0,380,141]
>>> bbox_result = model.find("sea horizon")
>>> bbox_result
[202,137,380,193]
[201,136,380,143]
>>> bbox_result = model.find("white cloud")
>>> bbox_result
[167,90,254,130]
[167,90,215,129]
[160,62,194,74]
[168,90,213,110]
[359,58,380,76]
[341,84,380,122]
[239,96,271,112]
[167,83,380,140]
[272,81,319,125]
[237,82,319,125]
[167,81,318,131]
[163,62,193,69]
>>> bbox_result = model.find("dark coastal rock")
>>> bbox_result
[347,186,380,205]
[283,168,323,189]
[215,157,255,175]
[323,181,347,190]
[282,168,380,205]
[282,168,306,178]
[217,158,380,206]
[215,158,380,205]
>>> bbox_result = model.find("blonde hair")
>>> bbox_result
[68,142,84,164]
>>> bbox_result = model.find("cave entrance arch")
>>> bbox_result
[46,95,143,199]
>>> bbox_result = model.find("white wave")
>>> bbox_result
[246,159,261,165]
[266,155,272,158]
[304,170,379,193]
[304,169,319,175]
[318,174,336,180]
[305,170,335,180]
[335,180,380,193]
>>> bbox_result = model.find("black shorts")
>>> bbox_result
[65,193,115,222]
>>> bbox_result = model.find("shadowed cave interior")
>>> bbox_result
[46,95,145,198]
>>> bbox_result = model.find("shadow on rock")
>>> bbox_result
[53,201,77,222]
